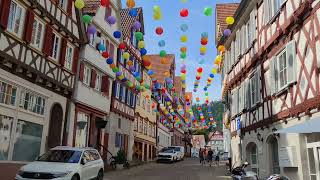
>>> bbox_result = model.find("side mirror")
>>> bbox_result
[81,158,87,165]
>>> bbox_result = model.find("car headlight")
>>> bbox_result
[52,171,72,178]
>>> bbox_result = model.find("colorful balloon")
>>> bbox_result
[129,8,138,17]
[126,0,135,8]
[82,15,92,24]
[138,41,145,49]
[123,52,130,59]
[98,43,106,51]
[218,45,225,53]
[226,16,235,25]
[224,29,232,37]
[135,32,143,41]
[119,43,126,49]
[87,25,96,34]
[158,40,165,47]
[107,16,116,24]
[203,7,213,16]
[155,27,163,35]
[113,31,121,38]
[180,24,188,32]
[160,50,167,57]
[106,58,113,64]
[140,48,147,56]
[102,51,109,58]
[180,35,188,42]
[133,21,141,30]
[180,9,189,17]
[75,0,85,9]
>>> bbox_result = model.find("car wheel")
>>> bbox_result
[71,174,79,180]
[96,169,104,180]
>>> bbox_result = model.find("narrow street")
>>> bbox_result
[104,158,231,180]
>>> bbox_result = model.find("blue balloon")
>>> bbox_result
[210,74,215,78]
[140,48,147,56]
[147,70,154,75]
[106,58,113,64]
[113,31,121,39]
[133,72,140,77]
[204,87,208,91]
[98,43,106,51]
[180,24,188,32]
[158,40,165,47]
[129,8,138,17]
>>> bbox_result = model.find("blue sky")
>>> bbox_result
[121,0,239,103]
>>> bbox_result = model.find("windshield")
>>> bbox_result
[168,147,181,151]
[37,150,82,163]
[161,148,174,153]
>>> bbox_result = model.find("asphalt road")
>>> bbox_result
[104,158,231,180]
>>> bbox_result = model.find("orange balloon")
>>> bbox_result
[180,47,187,53]
[160,58,168,64]
[127,60,133,66]
[110,63,116,69]
[218,45,225,53]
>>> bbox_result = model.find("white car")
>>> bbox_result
[168,146,185,161]
[15,146,104,180]
[157,148,179,163]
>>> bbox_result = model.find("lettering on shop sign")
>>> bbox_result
[124,37,141,61]
[113,99,134,117]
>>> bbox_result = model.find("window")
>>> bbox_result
[51,33,61,60]
[0,115,14,160]
[95,73,101,91]
[126,89,130,105]
[249,67,260,107]
[12,120,43,161]
[143,120,147,135]
[65,44,74,70]
[19,90,46,115]
[83,65,91,86]
[7,1,26,37]
[118,118,121,129]
[142,97,146,108]
[115,132,122,148]
[271,40,296,94]
[75,113,89,148]
[116,83,120,99]
[265,0,283,23]
[30,18,44,49]
[122,86,126,103]
[138,118,143,133]
[0,81,17,106]
[58,0,67,10]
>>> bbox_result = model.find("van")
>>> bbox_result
[168,146,184,161]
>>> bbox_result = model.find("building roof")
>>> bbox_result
[215,3,239,44]
[120,8,145,39]
[83,0,101,14]
[145,54,175,84]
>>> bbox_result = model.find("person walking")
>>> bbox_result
[199,148,205,165]
[215,152,220,166]
[207,148,213,167]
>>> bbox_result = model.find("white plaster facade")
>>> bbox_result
[157,122,171,150]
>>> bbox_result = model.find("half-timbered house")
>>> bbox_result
[0,0,81,178]
[64,0,120,159]
[218,0,320,179]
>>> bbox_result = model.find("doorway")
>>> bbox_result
[307,142,320,180]
[246,142,258,174]
[47,103,63,150]
[267,135,280,174]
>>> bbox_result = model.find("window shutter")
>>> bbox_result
[264,0,269,24]
[67,0,73,15]
[273,56,279,93]
[101,76,110,96]
[0,0,11,29]
[24,9,34,43]
[59,38,67,66]
[286,40,296,84]
[250,9,256,42]
[270,57,276,95]
[72,47,79,74]
[79,62,84,81]
[109,43,115,60]
[256,65,261,103]
[43,24,53,56]
[90,69,97,88]
[245,79,251,108]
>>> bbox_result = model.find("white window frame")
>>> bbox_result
[94,72,101,91]
[277,49,287,90]
[64,43,74,70]
[7,0,26,37]
[0,81,17,106]
[19,89,46,115]
[249,67,261,107]
[116,83,120,99]
[83,65,91,86]
[30,18,45,50]
[58,0,68,11]
[51,32,61,61]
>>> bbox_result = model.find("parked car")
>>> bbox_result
[15,146,104,180]
[168,146,185,161]
[157,148,179,163]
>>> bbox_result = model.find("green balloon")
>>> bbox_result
[160,50,167,57]
[135,32,144,41]
[112,67,119,73]
[82,14,92,24]
[180,52,187,59]
[205,92,209,96]
[204,7,213,16]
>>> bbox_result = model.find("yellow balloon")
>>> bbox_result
[180,35,188,43]
[126,0,135,8]
[138,41,145,49]
[182,84,186,88]
[153,13,162,20]
[216,55,222,61]
[212,68,217,74]
[123,52,130,59]
[75,0,85,9]
[226,16,235,25]
[145,65,152,70]
[200,46,207,54]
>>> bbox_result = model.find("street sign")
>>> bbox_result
[236,117,241,130]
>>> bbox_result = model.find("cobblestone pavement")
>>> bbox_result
[104,158,231,180]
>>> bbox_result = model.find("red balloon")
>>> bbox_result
[102,51,109,58]
[101,0,109,7]
[196,76,200,80]
[180,9,189,17]
[119,43,126,49]
[155,27,163,35]
[161,88,166,94]
[207,79,212,82]
[197,67,203,73]
[143,60,151,67]
[201,38,208,45]
[181,69,186,73]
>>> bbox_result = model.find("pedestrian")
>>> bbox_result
[215,152,220,166]
[199,148,205,165]
[207,148,213,167]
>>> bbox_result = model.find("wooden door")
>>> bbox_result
[47,103,63,149]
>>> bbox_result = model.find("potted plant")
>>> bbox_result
[115,150,126,170]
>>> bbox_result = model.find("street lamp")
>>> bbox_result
[257,132,263,142]
[272,127,280,138]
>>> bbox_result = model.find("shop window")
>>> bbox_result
[0,81,17,106]
[0,115,14,160]
[12,120,43,161]
[19,90,46,115]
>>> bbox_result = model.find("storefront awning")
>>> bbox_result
[276,117,320,133]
